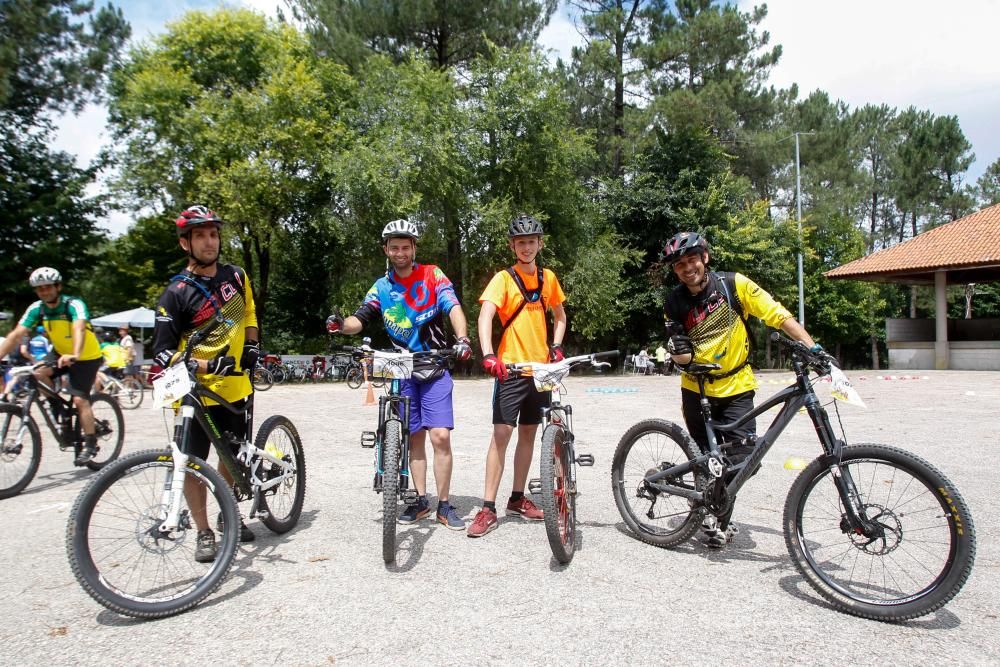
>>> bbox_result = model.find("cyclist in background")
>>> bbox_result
[152,205,261,563]
[28,326,54,362]
[326,219,472,531]
[468,214,567,538]
[0,268,103,463]
[662,231,824,548]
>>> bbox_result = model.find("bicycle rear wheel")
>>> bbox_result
[540,424,575,564]
[66,449,240,618]
[346,367,364,390]
[611,419,705,548]
[84,394,125,470]
[785,444,976,621]
[118,377,144,409]
[256,415,306,533]
[381,419,402,563]
[252,367,273,392]
[0,404,41,499]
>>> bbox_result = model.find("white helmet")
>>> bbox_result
[29,267,62,287]
[381,219,420,241]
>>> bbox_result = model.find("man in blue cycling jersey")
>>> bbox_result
[326,219,472,530]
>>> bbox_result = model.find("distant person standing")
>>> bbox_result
[655,343,667,374]
[118,327,136,376]
[28,327,54,362]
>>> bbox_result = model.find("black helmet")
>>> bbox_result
[175,205,223,237]
[508,214,544,238]
[663,231,708,265]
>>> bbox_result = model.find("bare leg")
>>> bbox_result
[510,423,539,493]
[428,427,452,501]
[184,475,209,531]
[408,429,428,496]
[73,396,95,436]
[483,424,515,503]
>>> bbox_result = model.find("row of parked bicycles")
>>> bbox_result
[251,353,377,391]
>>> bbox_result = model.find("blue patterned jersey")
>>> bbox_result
[353,263,460,352]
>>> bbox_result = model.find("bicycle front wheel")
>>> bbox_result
[611,419,705,548]
[85,394,125,470]
[540,424,576,564]
[381,419,402,563]
[256,415,306,533]
[0,404,41,499]
[785,444,976,621]
[66,449,241,618]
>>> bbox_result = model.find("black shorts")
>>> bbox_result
[52,358,102,398]
[186,400,248,461]
[681,388,756,451]
[492,376,551,426]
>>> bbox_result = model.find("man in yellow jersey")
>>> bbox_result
[0,267,104,464]
[468,214,567,538]
[662,231,824,548]
[152,205,260,563]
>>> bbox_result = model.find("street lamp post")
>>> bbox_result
[793,131,814,326]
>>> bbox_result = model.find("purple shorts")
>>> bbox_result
[400,370,454,433]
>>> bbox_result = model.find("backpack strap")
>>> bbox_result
[499,265,545,340]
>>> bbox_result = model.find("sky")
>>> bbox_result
[55,0,1000,236]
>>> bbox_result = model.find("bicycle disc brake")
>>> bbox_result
[841,503,901,555]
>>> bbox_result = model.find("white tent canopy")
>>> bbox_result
[91,307,155,329]
[91,307,155,363]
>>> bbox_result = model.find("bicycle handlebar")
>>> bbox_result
[769,333,835,374]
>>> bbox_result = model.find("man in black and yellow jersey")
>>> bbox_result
[662,231,823,549]
[0,267,104,464]
[152,205,260,563]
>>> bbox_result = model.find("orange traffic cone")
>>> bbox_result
[362,363,376,406]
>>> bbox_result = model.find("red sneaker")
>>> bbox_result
[466,507,499,538]
[506,496,544,520]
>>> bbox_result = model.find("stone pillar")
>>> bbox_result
[935,271,949,370]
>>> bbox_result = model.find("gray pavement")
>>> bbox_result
[3,370,999,665]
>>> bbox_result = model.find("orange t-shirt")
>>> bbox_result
[479,266,565,365]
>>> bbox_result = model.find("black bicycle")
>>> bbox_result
[66,332,306,618]
[515,351,617,564]
[0,362,124,498]
[347,345,455,563]
[612,333,975,621]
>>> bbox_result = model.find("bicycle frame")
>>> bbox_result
[8,368,80,447]
[371,377,412,494]
[156,377,296,533]
[644,353,877,536]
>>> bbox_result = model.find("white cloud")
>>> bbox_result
[750,0,1000,180]
[538,6,584,65]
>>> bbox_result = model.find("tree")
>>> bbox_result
[976,158,1000,206]
[106,8,355,328]
[289,0,557,70]
[0,0,129,313]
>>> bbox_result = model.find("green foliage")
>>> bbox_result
[290,0,556,70]
[977,159,1000,206]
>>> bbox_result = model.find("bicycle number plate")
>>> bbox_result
[152,364,192,408]
[372,351,413,379]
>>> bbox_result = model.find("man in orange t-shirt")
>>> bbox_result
[468,214,567,538]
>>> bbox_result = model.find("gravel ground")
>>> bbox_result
[2,370,998,665]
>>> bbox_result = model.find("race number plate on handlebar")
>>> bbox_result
[372,351,414,379]
[152,364,192,408]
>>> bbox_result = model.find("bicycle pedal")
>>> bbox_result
[400,489,419,505]
[576,454,595,467]
[360,431,377,448]
[527,478,542,494]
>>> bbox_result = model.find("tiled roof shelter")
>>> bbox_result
[825,203,1000,284]
[824,203,1000,369]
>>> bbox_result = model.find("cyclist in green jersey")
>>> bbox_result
[0,268,104,463]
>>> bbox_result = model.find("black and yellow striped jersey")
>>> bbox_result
[665,272,792,398]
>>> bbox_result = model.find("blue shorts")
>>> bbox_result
[400,371,454,433]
